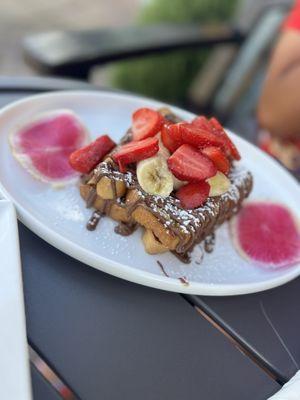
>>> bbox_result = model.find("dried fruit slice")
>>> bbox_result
[132,108,164,141]
[9,110,89,185]
[69,135,115,174]
[167,144,217,182]
[113,137,159,172]
[202,146,230,175]
[176,181,210,209]
[231,202,300,268]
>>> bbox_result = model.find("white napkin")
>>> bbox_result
[0,200,32,400]
[268,371,300,399]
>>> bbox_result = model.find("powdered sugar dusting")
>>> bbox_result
[146,166,252,237]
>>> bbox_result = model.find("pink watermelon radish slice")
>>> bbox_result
[9,110,89,186]
[231,202,300,269]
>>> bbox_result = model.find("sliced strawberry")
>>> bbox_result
[132,108,164,141]
[167,144,217,182]
[209,117,241,160]
[180,123,224,149]
[161,123,183,153]
[176,181,210,209]
[69,135,115,174]
[201,146,230,175]
[192,115,211,131]
[113,136,159,172]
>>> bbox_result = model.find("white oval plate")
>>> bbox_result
[0,91,299,296]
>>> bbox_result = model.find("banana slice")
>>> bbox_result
[137,155,174,197]
[156,132,170,158]
[156,133,186,190]
[207,171,231,197]
[142,229,168,254]
[173,175,187,190]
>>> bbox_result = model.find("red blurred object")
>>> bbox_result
[258,130,300,173]
[282,0,300,31]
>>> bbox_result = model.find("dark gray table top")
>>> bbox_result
[0,77,284,399]
[22,225,279,400]
[189,276,300,381]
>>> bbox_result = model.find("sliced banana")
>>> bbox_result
[172,175,187,190]
[137,155,174,197]
[156,133,186,190]
[156,132,170,158]
[207,171,231,197]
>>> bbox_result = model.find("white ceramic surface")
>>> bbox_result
[268,370,300,399]
[0,91,299,296]
[0,200,32,400]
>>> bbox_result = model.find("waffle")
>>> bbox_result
[80,111,253,261]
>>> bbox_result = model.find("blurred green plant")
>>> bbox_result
[111,0,238,104]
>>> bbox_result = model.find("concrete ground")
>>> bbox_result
[0,0,140,80]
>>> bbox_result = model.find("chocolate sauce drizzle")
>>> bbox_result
[83,159,252,257]
[204,233,215,253]
[172,251,191,264]
[156,260,189,285]
[156,260,169,277]
[114,221,137,236]
[86,211,102,231]
[178,276,189,286]
[193,245,204,265]
[86,188,97,208]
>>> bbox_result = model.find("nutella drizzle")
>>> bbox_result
[156,260,189,286]
[86,188,97,208]
[86,211,102,231]
[193,245,204,265]
[204,233,216,253]
[156,260,169,277]
[110,179,117,199]
[114,221,137,236]
[172,250,191,264]
[178,276,189,286]
[83,159,252,259]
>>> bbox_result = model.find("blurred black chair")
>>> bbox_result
[23,1,290,135]
[23,24,244,80]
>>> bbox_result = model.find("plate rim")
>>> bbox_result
[0,90,299,296]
